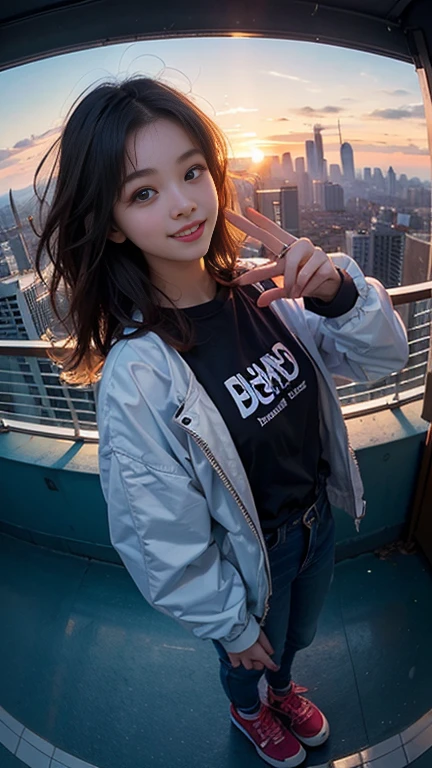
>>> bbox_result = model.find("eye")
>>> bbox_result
[185,164,207,181]
[133,188,156,203]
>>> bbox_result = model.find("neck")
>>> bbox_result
[149,257,217,308]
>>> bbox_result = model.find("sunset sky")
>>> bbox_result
[0,36,430,196]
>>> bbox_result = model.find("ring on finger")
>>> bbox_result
[276,244,291,260]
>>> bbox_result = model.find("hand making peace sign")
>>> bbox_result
[225,207,342,308]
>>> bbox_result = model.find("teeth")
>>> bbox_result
[174,223,201,237]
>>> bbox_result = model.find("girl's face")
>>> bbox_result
[110,119,219,267]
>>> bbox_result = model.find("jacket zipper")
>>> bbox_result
[180,422,272,625]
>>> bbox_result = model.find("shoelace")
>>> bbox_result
[253,706,286,747]
[275,683,313,726]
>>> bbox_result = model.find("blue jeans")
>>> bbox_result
[212,484,336,711]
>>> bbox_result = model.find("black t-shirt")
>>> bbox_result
[161,270,358,530]
[164,282,331,530]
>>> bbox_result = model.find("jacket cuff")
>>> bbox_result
[218,614,261,654]
[304,268,359,318]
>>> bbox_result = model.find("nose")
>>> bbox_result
[169,185,197,219]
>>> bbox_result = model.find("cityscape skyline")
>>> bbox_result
[0,36,430,197]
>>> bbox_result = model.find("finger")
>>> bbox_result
[252,661,265,671]
[257,287,287,307]
[228,654,241,668]
[293,250,327,295]
[225,209,286,257]
[297,270,336,300]
[283,239,315,297]
[241,658,253,671]
[245,207,298,246]
[254,647,280,672]
[258,630,275,656]
[233,261,284,287]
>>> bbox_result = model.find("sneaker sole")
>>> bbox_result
[291,714,330,747]
[230,712,307,767]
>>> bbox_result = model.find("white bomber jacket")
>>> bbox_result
[96,254,409,654]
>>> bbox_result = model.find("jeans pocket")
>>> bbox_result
[264,528,280,553]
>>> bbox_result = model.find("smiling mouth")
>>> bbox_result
[171,221,205,238]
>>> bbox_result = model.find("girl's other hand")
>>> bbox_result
[225,207,341,307]
[227,629,280,672]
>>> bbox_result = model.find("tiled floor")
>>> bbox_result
[0,533,431,768]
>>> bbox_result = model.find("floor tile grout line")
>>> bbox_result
[335,576,370,746]
[1,702,432,768]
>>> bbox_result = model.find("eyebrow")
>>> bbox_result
[123,148,205,186]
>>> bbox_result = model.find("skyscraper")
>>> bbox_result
[370,223,405,287]
[323,182,344,211]
[297,172,313,207]
[295,157,305,176]
[313,124,324,180]
[281,152,294,180]
[346,230,371,273]
[387,166,397,197]
[338,122,355,182]
[340,142,355,181]
[329,164,342,183]
[373,168,385,191]
[312,181,344,211]
[280,185,300,237]
[364,168,372,184]
[305,140,318,180]
[255,189,280,222]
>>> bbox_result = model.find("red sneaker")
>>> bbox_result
[267,683,330,747]
[230,702,306,767]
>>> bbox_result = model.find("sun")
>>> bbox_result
[251,148,265,164]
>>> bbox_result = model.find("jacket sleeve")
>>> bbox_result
[298,253,409,382]
[98,442,261,654]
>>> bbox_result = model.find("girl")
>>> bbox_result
[35,77,408,768]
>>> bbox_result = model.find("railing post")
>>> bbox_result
[59,382,81,439]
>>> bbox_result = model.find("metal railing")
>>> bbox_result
[1,281,431,441]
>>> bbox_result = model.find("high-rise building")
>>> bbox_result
[280,185,300,237]
[313,181,344,211]
[256,189,280,222]
[373,168,386,191]
[323,182,344,211]
[402,234,431,285]
[6,232,32,272]
[387,166,397,197]
[370,223,405,287]
[295,157,305,176]
[329,164,342,183]
[297,172,313,207]
[281,152,294,181]
[340,142,355,181]
[312,180,325,207]
[322,159,328,182]
[346,230,371,273]
[313,125,324,180]
[364,168,372,184]
[305,140,318,180]
[0,274,94,428]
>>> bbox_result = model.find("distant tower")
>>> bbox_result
[313,124,324,180]
[387,166,397,197]
[373,168,385,191]
[282,152,294,180]
[305,140,318,180]
[329,164,342,183]
[8,189,32,272]
[295,157,305,176]
[339,121,355,182]
[280,185,300,237]
[322,159,328,182]
[364,168,372,184]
